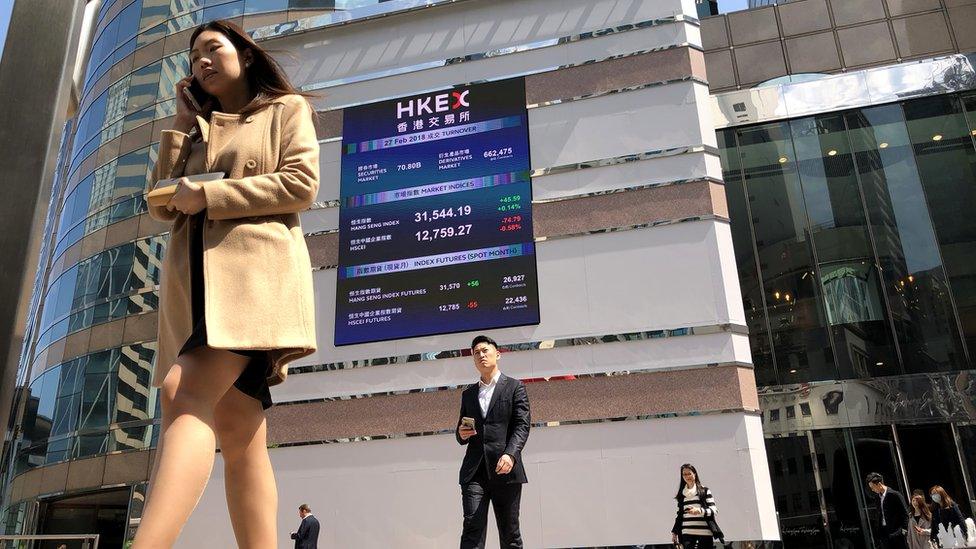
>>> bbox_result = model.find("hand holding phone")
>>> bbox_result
[174,76,211,127]
[184,77,210,112]
[458,416,477,440]
[183,87,203,112]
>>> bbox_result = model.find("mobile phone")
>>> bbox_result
[183,77,209,111]
[461,417,476,429]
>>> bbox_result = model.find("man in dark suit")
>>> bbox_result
[456,334,531,549]
[290,503,320,549]
[866,472,909,549]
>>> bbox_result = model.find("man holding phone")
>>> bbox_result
[456,335,531,549]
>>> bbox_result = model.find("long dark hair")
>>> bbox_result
[675,463,706,501]
[930,485,955,509]
[911,489,933,521]
[188,19,316,118]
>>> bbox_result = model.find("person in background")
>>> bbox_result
[671,463,723,549]
[908,489,935,549]
[290,503,320,549]
[929,485,969,545]
[866,472,909,549]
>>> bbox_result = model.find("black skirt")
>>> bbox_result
[177,213,273,410]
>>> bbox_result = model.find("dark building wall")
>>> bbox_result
[0,0,86,452]
[703,0,976,91]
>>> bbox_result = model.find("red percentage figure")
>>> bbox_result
[467,301,479,309]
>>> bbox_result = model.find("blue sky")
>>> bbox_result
[720,0,751,13]
[0,0,12,61]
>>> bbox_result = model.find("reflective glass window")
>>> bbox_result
[139,0,172,31]
[166,9,203,35]
[56,175,96,243]
[44,436,73,465]
[203,0,245,20]
[811,429,871,548]
[957,425,976,513]
[127,61,162,115]
[23,367,60,446]
[790,114,898,378]
[734,121,837,383]
[719,128,776,385]
[115,0,143,46]
[171,0,207,14]
[74,91,109,157]
[74,432,109,459]
[115,344,157,424]
[158,52,190,101]
[766,435,828,547]
[927,94,976,357]
[124,104,157,133]
[79,350,119,433]
[245,0,288,13]
[137,21,168,47]
[897,424,971,517]
[848,103,968,373]
[113,146,153,200]
[291,0,335,7]
[51,360,84,438]
[40,236,165,338]
[114,36,139,65]
[88,17,120,80]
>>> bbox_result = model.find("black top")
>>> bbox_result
[931,503,969,542]
[455,373,531,485]
[291,514,320,549]
[875,488,910,538]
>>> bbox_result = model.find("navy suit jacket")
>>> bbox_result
[291,514,320,549]
[456,373,530,485]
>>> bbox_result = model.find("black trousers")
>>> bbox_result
[680,533,714,549]
[460,467,523,549]
[878,531,908,549]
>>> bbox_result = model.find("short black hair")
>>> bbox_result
[471,335,498,350]
[866,472,883,485]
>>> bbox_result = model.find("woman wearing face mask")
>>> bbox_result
[134,19,318,548]
[929,485,969,545]
[671,464,724,549]
[908,489,936,549]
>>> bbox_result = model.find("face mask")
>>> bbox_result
[932,494,942,503]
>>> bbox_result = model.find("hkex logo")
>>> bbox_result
[396,89,470,119]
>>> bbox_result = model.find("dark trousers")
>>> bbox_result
[680,533,713,549]
[878,531,908,549]
[460,468,523,549]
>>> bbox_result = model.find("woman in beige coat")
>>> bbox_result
[133,20,317,548]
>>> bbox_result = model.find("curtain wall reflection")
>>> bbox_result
[721,91,976,548]
[722,93,976,387]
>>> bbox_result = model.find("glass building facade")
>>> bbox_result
[4,0,976,546]
[719,91,976,548]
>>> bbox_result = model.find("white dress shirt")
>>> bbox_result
[478,371,501,418]
[880,488,888,526]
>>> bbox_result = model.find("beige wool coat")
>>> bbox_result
[146,93,319,388]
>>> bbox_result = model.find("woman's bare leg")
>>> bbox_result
[214,386,277,548]
[132,347,249,549]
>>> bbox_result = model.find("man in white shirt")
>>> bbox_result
[456,335,531,549]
